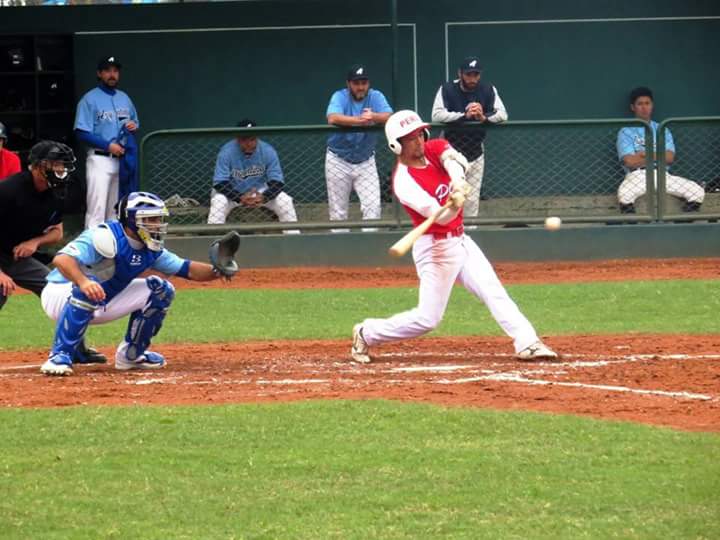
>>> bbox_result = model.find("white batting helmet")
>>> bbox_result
[384,110,430,155]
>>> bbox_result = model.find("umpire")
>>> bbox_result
[0,140,106,363]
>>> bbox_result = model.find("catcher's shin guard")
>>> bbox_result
[50,287,98,358]
[123,276,175,360]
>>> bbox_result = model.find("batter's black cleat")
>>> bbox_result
[619,203,636,214]
[74,342,108,364]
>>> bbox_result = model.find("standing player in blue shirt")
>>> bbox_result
[74,56,139,229]
[325,65,393,230]
[40,191,236,376]
[617,87,704,214]
[208,119,298,232]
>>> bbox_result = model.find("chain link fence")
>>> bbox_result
[658,118,720,219]
[142,119,697,233]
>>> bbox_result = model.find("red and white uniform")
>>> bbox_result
[361,138,541,353]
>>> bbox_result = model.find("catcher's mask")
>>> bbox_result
[118,191,169,252]
[29,140,77,196]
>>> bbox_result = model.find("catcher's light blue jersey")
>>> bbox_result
[47,222,186,300]
[74,86,139,145]
[617,121,676,173]
[212,139,284,195]
[326,88,392,163]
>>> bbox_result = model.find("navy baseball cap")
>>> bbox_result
[347,64,369,81]
[97,55,122,71]
[459,56,482,73]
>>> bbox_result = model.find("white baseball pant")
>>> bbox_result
[325,149,382,228]
[85,152,120,229]
[207,190,299,233]
[41,279,152,325]
[463,153,485,218]
[618,169,705,205]
[361,234,540,354]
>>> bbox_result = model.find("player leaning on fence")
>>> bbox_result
[617,87,704,214]
[325,64,393,230]
[432,56,508,215]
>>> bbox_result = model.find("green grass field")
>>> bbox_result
[1,279,719,349]
[2,402,719,539]
[2,278,719,538]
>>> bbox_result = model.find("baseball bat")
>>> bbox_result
[388,200,454,258]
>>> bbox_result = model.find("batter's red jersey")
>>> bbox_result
[392,138,463,234]
[0,148,21,181]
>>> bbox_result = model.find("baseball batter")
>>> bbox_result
[208,119,298,230]
[40,191,235,376]
[351,110,557,363]
[74,55,139,228]
[325,64,393,230]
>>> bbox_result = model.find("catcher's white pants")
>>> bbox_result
[41,279,152,325]
[361,234,539,353]
[207,190,299,233]
[463,153,486,218]
[325,150,382,227]
[618,169,705,205]
[85,153,119,229]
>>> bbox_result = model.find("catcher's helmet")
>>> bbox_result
[385,110,430,155]
[118,191,169,252]
[0,122,7,140]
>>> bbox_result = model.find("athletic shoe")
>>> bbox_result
[516,341,558,361]
[74,342,108,365]
[40,352,74,376]
[115,342,166,371]
[351,324,371,364]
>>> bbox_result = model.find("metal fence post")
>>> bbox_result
[656,120,668,222]
[642,122,657,221]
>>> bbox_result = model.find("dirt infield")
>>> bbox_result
[3,258,718,432]
[2,335,719,432]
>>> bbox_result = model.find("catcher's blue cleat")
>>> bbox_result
[115,341,166,371]
[40,352,74,376]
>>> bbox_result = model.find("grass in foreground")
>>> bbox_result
[1,401,718,539]
[1,279,718,350]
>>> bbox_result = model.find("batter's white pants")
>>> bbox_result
[207,190,299,234]
[464,153,485,218]
[325,150,382,228]
[361,234,540,353]
[618,169,705,205]
[41,279,152,326]
[85,153,120,229]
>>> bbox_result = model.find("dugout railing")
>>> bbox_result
[656,116,720,223]
[141,118,668,234]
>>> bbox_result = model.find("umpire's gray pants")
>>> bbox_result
[0,252,49,310]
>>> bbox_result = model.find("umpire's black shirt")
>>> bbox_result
[0,171,63,257]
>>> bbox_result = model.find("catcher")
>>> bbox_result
[40,191,240,376]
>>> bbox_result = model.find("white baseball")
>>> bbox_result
[544,216,562,231]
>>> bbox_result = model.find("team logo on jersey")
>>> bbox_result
[232,165,266,180]
[97,110,115,122]
[435,184,450,200]
[130,254,143,266]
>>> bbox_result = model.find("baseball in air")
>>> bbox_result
[544,216,562,231]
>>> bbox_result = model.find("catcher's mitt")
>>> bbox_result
[209,231,241,278]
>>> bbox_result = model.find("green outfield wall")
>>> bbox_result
[165,223,720,267]
[2,0,719,136]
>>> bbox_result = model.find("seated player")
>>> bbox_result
[40,191,237,376]
[617,87,704,214]
[208,119,298,232]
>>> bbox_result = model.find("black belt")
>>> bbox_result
[91,149,117,158]
[328,149,373,165]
